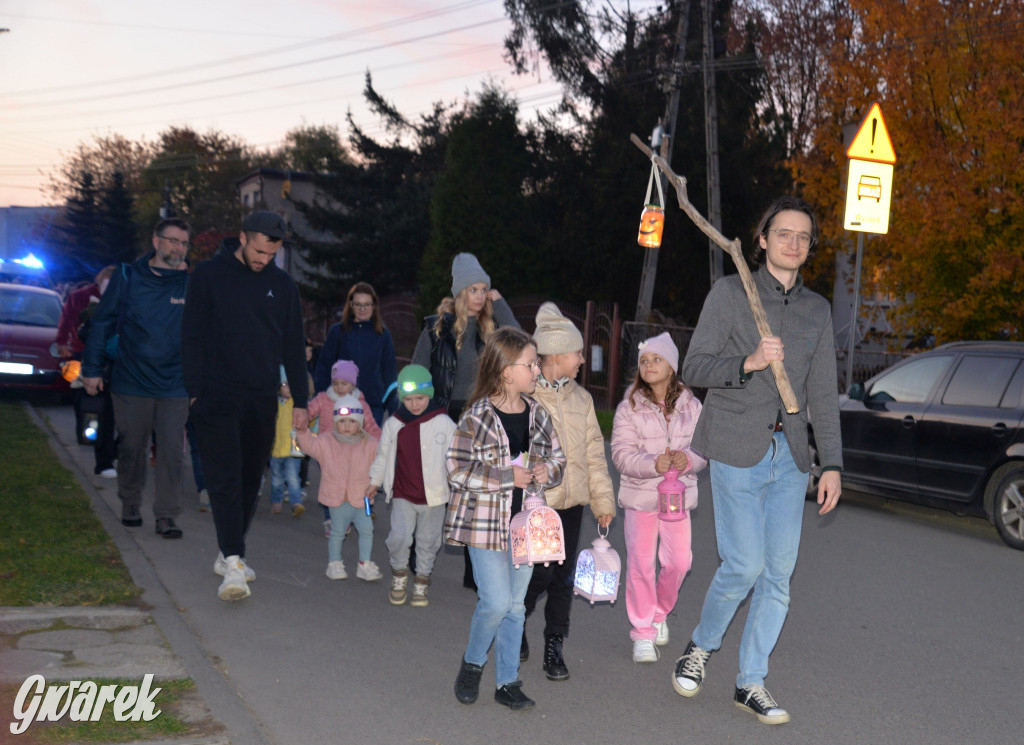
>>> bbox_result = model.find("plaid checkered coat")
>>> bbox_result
[445,394,565,551]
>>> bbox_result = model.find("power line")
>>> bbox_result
[0,0,498,98]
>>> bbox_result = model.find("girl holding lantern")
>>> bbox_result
[412,252,520,587]
[446,327,565,711]
[523,302,616,682]
[611,332,706,664]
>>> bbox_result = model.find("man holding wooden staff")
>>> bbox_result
[671,195,843,725]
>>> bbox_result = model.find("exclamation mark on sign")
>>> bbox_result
[870,118,877,155]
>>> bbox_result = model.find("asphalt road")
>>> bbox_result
[35,401,1024,745]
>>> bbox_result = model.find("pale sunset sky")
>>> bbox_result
[0,0,661,208]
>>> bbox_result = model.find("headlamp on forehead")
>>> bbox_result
[335,406,363,417]
[401,380,433,393]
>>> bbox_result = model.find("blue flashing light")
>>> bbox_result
[13,253,45,269]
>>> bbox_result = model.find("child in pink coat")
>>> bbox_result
[307,360,381,535]
[296,393,382,582]
[611,332,707,664]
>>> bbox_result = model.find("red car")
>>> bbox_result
[0,282,70,395]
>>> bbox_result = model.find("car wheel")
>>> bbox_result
[993,467,1024,551]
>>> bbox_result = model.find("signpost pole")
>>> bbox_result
[845,231,865,390]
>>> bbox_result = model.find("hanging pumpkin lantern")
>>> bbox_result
[637,156,667,248]
[573,526,621,604]
[510,482,565,568]
[657,466,687,521]
[638,205,665,248]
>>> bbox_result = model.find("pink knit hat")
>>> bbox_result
[638,331,679,372]
[331,360,359,386]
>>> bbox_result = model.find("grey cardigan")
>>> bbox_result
[681,265,843,473]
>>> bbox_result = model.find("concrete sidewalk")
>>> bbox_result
[1,402,271,745]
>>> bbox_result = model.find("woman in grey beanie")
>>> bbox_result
[411,252,519,589]
[411,253,519,422]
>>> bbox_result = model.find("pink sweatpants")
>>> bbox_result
[624,508,693,641]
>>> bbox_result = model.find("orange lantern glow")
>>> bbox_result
[638,158,667,248]
[637,206,665,248]
[61,360,82,382]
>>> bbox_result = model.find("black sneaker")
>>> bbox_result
[672,641,712,697]
[734,685,790,725]
[121,504,142,527]
[520,628,529,662]
[494,681,535,711]
[454,659,483,704]
[543,634,570,681]
[154,517,183,539]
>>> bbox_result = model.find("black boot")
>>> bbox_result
[543,633,570,681]
[454,659,483,704]
[520,627,529,662]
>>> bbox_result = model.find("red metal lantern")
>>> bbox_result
[510,483,565,568]
[657,467,687,521]
[573,526,621,604]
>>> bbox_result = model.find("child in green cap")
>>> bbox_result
[367,364,457,606]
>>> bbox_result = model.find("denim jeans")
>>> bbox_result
[465,545,534,687]
[692,432,807,688]
[269,457,302,506]
[328,503,374,564]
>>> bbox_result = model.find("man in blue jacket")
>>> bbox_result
[82,218,192,539]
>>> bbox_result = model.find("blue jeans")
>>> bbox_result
[328,503,374,564]
[465,545,534,687]
[269,457,302,506]
[692,432,807,688]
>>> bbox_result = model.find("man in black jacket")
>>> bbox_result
[181,211,308,601]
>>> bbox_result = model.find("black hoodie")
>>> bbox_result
[181,240,307,407]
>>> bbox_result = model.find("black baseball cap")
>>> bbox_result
[242,210,287,240]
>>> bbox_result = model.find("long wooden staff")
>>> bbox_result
[630,133,799,413]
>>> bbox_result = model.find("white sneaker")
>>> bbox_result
[654,621,669,646]
[356,560,382,581]
[214,552,255,582]
[99,468,117,479]
[326,561,347,580]
[217,555,251,601]
[632,639,659,663]
[198,489,210,511]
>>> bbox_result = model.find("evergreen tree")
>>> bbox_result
[418,87,534,314]
[52,170,103,281]
[99,170,139,265]
[293,74,453,307]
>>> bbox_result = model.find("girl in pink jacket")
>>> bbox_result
[296,393,382,583]
[611,332,707,664]
[307,360,381,536]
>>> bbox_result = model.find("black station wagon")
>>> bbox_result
[824,342,1024,550]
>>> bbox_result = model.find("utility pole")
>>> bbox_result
[635,3,691,322]
[702,0,724,286]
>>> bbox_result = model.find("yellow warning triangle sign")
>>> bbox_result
[846,102,896,164]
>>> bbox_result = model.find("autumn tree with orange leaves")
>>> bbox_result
[790,0,1023,342]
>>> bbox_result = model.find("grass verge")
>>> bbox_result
[595,408,614,439]
[0,400,141,606]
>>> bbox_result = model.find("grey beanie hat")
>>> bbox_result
[451,253,491,297]
[533,301,584,355]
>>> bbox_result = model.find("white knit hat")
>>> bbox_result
[333,393,364,425]
[533,302,584,355]
[638,331,679,372]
